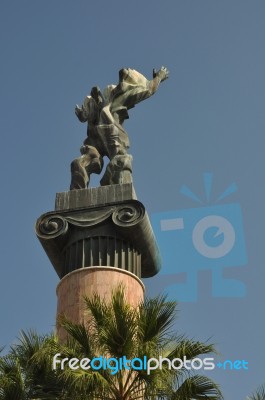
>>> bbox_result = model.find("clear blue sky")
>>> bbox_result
[1,1,265,398]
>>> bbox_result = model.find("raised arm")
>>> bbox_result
[148,66,169,95]
[111,66,169,113]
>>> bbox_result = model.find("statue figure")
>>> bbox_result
[70,66,169,190]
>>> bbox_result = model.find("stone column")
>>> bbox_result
[36,183,161,341]
[56,267,144,341]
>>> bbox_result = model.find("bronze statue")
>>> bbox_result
[70,66,169,189]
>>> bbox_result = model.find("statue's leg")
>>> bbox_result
[100,153,133,186]
[70,145,103,190]
[94,123,133,186]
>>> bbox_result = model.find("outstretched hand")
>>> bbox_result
[153,66,169,82]
[75,104,87,123]
[75,104,82,117]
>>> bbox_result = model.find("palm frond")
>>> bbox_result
[100,294,138,357]
[13,329,45,354]
[247,384,265,400]
[83,292,108,329]
[60,366,110,397]
[0,354,26,400]
[138,295,177,344]
[172,374,223,399]
[84,286,139,357]
[58,317,93,356]
[166,337,216,360]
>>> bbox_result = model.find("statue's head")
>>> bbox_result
[90,86,104,106]
[119,68,129,82]
[119,68,147,87]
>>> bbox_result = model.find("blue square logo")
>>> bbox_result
[151,174,248,301]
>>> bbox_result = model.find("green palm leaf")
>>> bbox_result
[166,337,216,360]
[247,385,265,400]
[58,318,93,356]
[138,295,177,344]
[171,374,223,399]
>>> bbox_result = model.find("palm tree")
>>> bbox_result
[0,287,223,399]
[0,331,68,400]
[54,286,223,399]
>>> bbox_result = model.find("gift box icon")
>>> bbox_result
[151,173,248,301]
